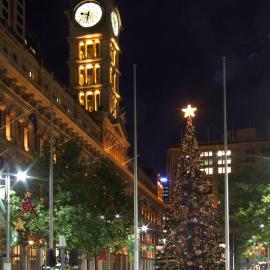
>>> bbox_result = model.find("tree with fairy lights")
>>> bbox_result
[156,105,224,270]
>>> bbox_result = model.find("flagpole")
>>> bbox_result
[223,56,230,270]
[133,64,139,270]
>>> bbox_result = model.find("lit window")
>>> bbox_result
[95,65,101,83]
[86,91,94,112]
[218,159,232,165]
[217,151,223,157]
[203,168,214,175]
[87,44,94,59]
[53,154,57,164]
[204,160,208,166]
[29,71,34,79]
[79,92,85,106]
[209,159,213,165]
[5,115,11,141]
[95,90,101,111]
[217,150,231,156]
[95,41,101,57]
[218,167,231,174]
[209,152,213,157]
[24,127,29,152]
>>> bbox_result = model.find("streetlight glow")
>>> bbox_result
[16,171,27,182]
[141,225,148,232]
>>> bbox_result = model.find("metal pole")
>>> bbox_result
[253,237,256,270]
[267,242,270,270]
[223,56,230,270]
[232,231,235,270]
[60,247,65,270]
[5,164,11,270]
[133,64,139,270]
[49,98,54,250]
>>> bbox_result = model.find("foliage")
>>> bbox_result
[157,117,224,270]
[12,139,133,256]
[216,161,270,260]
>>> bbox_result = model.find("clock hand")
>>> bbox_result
[86,11,90,21]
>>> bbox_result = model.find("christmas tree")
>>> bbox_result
[157,105,223,270]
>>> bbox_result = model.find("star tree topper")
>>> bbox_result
[182,104,197,118]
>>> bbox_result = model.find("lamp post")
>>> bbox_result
[252,236,256,270]
[4,165,11,270]
[1,168,28,270]
[223,56,230,270]
[49,98,54,251]
[267,241,270,270]
[133,64,139,270]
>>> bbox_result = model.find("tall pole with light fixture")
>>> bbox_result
[49,97,54,250]
[223,56,230,270]
[4,167,27,270]
[133,64,139,270]
[5,163,11,270]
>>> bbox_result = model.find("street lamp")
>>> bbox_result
[1,168,29,270]
[16,171,27,182]
[141,225,149,233]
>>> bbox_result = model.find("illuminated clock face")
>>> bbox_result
[111,11,119,36]
[74,2,102,28]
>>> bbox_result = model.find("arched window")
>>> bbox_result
[0,108,5,139]
[28,114,37,152]
[79,68,85,86]
[28,123,35,152]
[79,92,85,106]
[86,68,93,85]
[10,112,17,142]
[40,132,48,153]
[87,44,94,59]
[24,126,29,151]
[5,114,11,141]
[95,66,100,84]
[95,91,101,111]
[95,42,101,57]
[86,92,94,112]
[16,119,24,145]
[79,44,85,60]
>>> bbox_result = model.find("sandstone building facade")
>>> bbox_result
[0,0,164,269]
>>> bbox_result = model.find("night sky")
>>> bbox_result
[27,0,270,174]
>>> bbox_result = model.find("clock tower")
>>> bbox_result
[66,0,129,165]
[66,0,121,118]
